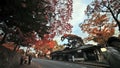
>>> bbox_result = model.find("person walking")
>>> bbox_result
[28,54,32,64]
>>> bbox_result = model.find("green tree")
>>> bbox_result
[61,34,84,49]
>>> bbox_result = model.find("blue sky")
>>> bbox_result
[54,0,94,45]
[70,0,91,37]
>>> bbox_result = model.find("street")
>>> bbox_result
[32,58,104,68]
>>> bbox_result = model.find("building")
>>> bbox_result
[50,45,103,62]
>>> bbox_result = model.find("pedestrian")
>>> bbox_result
[20,55,23,65]
[28,55,32,64]
[20,53,26,65]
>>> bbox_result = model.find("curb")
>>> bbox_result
[76,62,110,68]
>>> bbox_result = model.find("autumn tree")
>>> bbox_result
[61,34,84,49]
[84,0,120,31]
[34,39,58,57]
[80,13,116,45]
[52,44,65,52]
[0,0,73,48]
[22,31,37,46]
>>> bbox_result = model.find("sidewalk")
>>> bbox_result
[10,61,41,68]
[76,61,110,68]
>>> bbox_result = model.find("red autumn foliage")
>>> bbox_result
[34,40,56,51]
[20,0,73,48]
[47,0,73,36]
[80,13,116,44]
[85,0,120,31]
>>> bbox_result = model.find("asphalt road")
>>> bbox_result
[33,58,103,68]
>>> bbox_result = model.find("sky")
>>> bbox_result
[54,0,95,45]
[70,0,90,37]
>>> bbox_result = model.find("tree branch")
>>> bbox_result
[116,9,120,19]
[107,6,120,31]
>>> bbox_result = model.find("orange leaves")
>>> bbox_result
[96,14,108,23]
[48,41,56,48]
[90,13,108,25]
[85,0,120,32]
[35,34,57,50]
[34,39,57,51]
[43,33,56,40]
[63,34,68,37]
[81,0,120,44]
[80,23,90,33]
[92,28,99,34]
[80,13,116,44]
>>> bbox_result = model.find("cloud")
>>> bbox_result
[70,0,86,24]
[69,0,88,37]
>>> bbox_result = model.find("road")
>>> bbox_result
[32,58,103,68]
